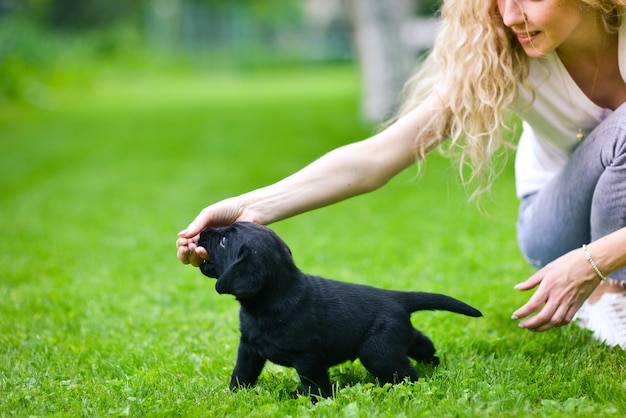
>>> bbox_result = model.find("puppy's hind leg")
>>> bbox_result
[408,328,439,366]
[358,337,418,384]
[229,341,266,390]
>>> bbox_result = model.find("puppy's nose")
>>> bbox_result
[200,253,212,265]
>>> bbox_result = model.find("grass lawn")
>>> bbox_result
[1,64,625,417]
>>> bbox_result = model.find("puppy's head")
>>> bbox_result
[197,222,296,299]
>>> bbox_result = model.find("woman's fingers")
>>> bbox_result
[520,300,580,332]
[176,235,210,266]
[513,271,543,291]
[177,237,198,264]
[189,246,209,267]
[512,285,547,321]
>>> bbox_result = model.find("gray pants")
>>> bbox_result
[517,103,626,282]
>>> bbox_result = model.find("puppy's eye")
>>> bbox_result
[219,236,227,247]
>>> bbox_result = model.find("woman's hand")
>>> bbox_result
[512,247,602,332]
[176,236,209,267]
[176,197,257,267]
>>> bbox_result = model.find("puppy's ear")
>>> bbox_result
[215,246,265,298]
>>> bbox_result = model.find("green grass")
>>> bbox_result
[1,64,625,417]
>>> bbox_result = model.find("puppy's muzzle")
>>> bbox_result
[200,255,218,278]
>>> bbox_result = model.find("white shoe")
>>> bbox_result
[575,291,626,349]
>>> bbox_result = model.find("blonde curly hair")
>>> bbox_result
[397,0,625,197]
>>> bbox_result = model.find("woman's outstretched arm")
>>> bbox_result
[177,95,445,266]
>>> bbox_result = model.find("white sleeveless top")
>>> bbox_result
[514,19,626,198]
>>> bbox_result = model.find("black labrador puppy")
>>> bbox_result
[198,222,481,399]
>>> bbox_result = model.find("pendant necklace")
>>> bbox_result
[579,54,602,141]
[560,33,606,142]
[576,128,584,142]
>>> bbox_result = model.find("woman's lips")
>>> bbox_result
[516,31,539,45]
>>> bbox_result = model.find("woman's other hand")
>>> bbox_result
[511,247,602,332]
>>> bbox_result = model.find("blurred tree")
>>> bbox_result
[2,0,146,29]
[345,0,417,122]
[416,0,441,16]
[144,0,306,63]
[188,0,302,26]
[44,0,145,29]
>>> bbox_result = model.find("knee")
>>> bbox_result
[516,220,552,270]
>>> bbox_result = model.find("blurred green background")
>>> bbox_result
[4,2,626,416]
[0,0,442,107]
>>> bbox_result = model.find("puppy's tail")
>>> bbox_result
[404,292,482,317]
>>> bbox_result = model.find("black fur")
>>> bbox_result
[198,222,482,399]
